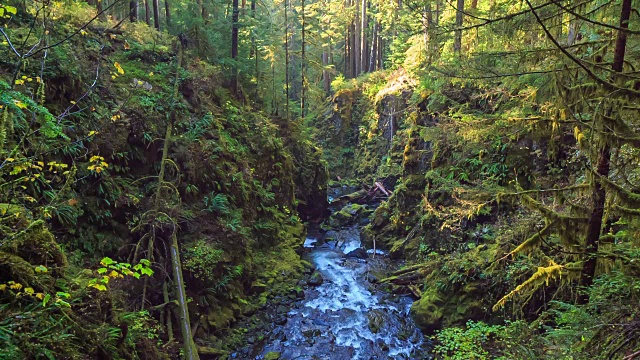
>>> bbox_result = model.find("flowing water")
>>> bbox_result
[242,224,430,360]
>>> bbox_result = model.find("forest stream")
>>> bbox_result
[231,188,431,360]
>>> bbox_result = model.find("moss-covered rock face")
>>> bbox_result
[410,283,485,334]
[327,203,371,228]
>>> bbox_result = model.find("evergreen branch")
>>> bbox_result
[525,0,640,98]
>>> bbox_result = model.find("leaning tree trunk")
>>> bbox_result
[578,0,631,304]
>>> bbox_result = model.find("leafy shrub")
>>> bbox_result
[434,321,505,360]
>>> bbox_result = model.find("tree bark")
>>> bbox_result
[360,0,367,74]
[231,0,239,95]
[454,0,464,53]
[152,0,161,30]
[251,0,258,100]
[323,49,330,95]
[284,0,290,120]
[301,0,306,118]
[144,0,151,25]
[471,0,478,9]
[578,0,631,304]
[164,0,171,27]
[354,0,361,76]
[369,21,376,72]
[130,0,138,22]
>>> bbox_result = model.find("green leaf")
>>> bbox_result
[42,293,51,307]
[97,268,108,274]
[101,257,114,265]
[56,291,70,299]
[56,299,71,308]
[4,5,17,15]
[140,268,154,276]
[35,265,48,273]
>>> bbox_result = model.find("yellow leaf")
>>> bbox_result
[24,287,34,295]
[35,293,45,300]
[14,79,24,85]
[114,62,125,75]
[14,100,27,109]
[123,41,130,50]
[70,101,76,105]
[108,270,119,279]
[88,130,97,136]
[148,72,154,77]
[0,284,6,291]
[9,283,23,290]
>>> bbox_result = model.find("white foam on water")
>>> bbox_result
[303,237,318,248]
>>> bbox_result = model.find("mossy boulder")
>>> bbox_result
[410,282,486,334]
[264,351,281,360]
[327,203,371,228]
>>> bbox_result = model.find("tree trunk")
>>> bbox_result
[354,1,361,76]
[152,0,161,30]
[251,0,258,101]
[301,0,306,117]
[130,0,138,22]
[369,21,376,72]
[170,232,199,360]
[323,49,330,95]
[231,0,239,95]
[578,0,631,304]
[471,0,478,9]
[454,0,464,53]
[164,0,171,27]
[284,0,290,120]
[144,0,151,25]
[360,0,367,74]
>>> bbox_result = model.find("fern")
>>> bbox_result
[203,192,230,214]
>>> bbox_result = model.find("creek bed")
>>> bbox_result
[232,223,431,360]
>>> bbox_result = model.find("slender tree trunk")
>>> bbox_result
[354,1,361,76]
[323,49,330,95]
[471,0,478,9]
[284,0,290,120]
[153,0,161,30]
[301,0,306,118]
[251,0,258,101]
[578,0,631,304]
[344,30,349,76]
[369,21,376,72]
[360,0,367,74]
[130,0,138,22]
[231,0,239,95]
[144,0,151,25]
[454,0,464,53]
[164,0,171,27]
[377,29,383,70]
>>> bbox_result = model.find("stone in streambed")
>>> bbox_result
[264,351,281,360]
[308,271,324,286]
[345,247,369,259]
